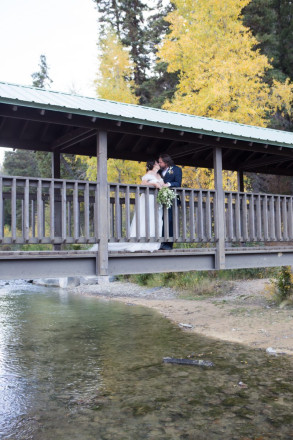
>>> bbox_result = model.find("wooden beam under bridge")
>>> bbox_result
[0,247,292,280]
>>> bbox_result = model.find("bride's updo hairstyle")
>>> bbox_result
[146,160,156,171]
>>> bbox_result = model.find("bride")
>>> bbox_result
[92,160,164,252]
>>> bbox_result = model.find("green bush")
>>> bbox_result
[275,266,293,303]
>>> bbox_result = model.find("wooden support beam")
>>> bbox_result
[213,147,225,270]
[114,134,129,152]
[237,170,244,192]
[52,127,97,151]
[96,131,109,276]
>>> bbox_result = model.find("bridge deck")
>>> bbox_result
[0,246,292,280]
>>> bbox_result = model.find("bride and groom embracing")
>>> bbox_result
[109,153,182,252]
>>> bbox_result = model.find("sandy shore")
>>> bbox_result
[70,278,293,355]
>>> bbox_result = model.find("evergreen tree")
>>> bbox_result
[31,54,53,88]
[94,0,149,89]
[243,0,293,82]
[94,0,178,106]
[2,150,39,177]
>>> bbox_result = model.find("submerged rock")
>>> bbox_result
[163,357,214,367]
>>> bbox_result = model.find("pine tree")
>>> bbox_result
[31,54,53,89]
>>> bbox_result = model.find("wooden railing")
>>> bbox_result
[225,191,293,242]
[1,176,293,247]
[0,177,98,244]
[108,184,216,243]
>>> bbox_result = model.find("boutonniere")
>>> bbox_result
[168,167,174,175]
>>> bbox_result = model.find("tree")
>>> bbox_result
[158,0,293,127]
[31,54,53,89]
[94,0,179,106]
[243,0,293,82]
[95,27,138,104]
[2,149,39,177]
[94,0,149,89]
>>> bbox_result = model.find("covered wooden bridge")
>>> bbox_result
[1,81,293,280]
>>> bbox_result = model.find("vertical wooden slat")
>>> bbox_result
[94,183,99,242]
[235,192,241,241]
[37,180,43,241]
[145,186,150,241]
[73,181,79,241]
[84,182,90,241]
[256,194,262,240]
[173,189,179,242]
[263,195,269,241]
[11,179,17,242]
[270,196,276,240]
[31,199,36,238]
[125,186,131,240]
[154,188,160,240]
[282,197,288,241]
[61,181,67,242]
[288,197,293,240]
[242,194,248,241]
[67,201,72,237]
[115,185,121,240]
[197,190,203,241]
[181,189,187,241]
[50,180,55,242]
[249,194,255,241]
[163,204,169,240]
[227,192,233,241]
[24,179,30,242]
[0,178,3,241]
[135,186,140,239]
[275,196,282,240]
[189,190,195,241]
[206,191,212,241]
[21,200,24,238]
[43,201,46,238]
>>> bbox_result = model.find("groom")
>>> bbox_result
[158,153,182,250]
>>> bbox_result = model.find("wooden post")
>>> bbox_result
[52,152,61,249]
[237,170,244,192]
[213,147,225,269]
[96,131,109,276]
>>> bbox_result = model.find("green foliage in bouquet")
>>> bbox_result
[157,187,176,209]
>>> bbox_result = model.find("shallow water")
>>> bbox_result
[1,282,293,439]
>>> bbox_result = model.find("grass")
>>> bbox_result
[119,267,279,300]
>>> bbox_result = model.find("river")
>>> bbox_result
[1,281,293,439]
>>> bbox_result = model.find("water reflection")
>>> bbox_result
[1,282,293,439]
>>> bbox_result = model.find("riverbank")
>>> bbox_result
[69,278,293,355]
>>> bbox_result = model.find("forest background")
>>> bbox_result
[2,0,293,196]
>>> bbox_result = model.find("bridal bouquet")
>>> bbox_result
[157,187,176,209]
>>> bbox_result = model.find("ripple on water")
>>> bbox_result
[1,283,293,439]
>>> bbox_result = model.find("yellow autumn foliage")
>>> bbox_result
[158,0,293,127]
[95,28,138,104]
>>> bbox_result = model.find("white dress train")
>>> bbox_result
[92,174,163,252]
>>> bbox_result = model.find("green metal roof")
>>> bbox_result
[1,81,293,148]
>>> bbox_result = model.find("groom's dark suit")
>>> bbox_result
[161,165,182,249]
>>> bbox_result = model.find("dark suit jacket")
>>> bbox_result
[161,165,182,188]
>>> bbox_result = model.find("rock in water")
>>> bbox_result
[163,357,214,367]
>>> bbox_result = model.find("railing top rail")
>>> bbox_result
[225,189,293,198]
[108,182,216,193]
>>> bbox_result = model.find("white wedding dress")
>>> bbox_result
[92,173,163,253]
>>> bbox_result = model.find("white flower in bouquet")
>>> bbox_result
[157,187,176,209]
